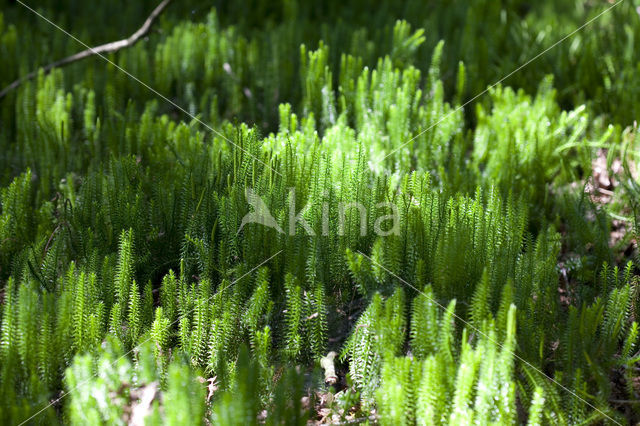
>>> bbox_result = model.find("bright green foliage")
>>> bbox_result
[283,273,304,360]
[164,360,207,425]
[1,0,640,424]
[0,170,34,273]
[115,229,134,317]
[244,269,272,350]
[378,305,521,425]
[472,79,596,214]
[211,347,260,425]
[305,280,328,360]
[377,356,420,426]
[341,288,406,404]
[150,307,170,363]
[128,280,142,345]
[527,387,546,426]
[65,338,205,425]
[410,285,440,359]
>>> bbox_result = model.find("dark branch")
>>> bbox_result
[0,0,172,99]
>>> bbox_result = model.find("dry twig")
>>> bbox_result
[0,0,172,99]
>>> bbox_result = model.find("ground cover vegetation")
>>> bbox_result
[1,0,640,424]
